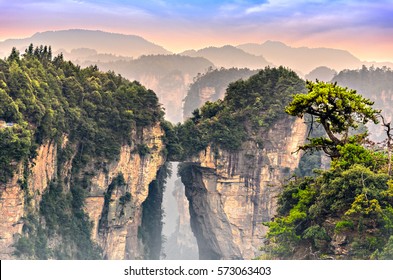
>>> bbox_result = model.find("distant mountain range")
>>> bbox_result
[181,45,271,70]
[1,29,392,75]
[238,40,393,75]
[238,41,361,74]
[0,29,171,58]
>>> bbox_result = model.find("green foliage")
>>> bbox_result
[0,45,165,182]
[286,81,380,158]
[265,82,393,259]
[137,144,151,157]
[0,46,165,259]
[335,220,354,233]
[0,124,32,182]
[175,67,306,159]
[302,225,330,247]
[266,161,393,259]
[334,142,386,170]
[38,181,102,259]
[14,236,34,257]
[183,67,258,119]
[160,120,183,160]
[14,181,102,259]
[372,235,393,259]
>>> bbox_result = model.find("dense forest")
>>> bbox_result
[0,45,165,259]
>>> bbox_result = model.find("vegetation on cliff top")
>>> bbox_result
[170,66,306,160]
[264,81,393,260]
[0,45,164,183]
[182,67,258,119]
[0,45,165,259]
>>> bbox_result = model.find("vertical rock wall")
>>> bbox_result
[181,117,307,259]
[0,141,57,259]
[0,124,166,259]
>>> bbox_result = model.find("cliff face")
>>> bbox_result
[180,117,307,259]
[0,164,25,259]
[86,124,166,259]
[0,123,166,259]
[0,141,57,259]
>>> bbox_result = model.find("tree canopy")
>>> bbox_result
[170,66,306,160]
[286,81,380,158]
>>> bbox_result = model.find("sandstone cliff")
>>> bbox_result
[0,123,166,259]
[180,117,307,259]
[0,141,57,259]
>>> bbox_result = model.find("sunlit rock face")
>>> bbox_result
[0,124,166,259]
[81,123,166,259]
[180,117,307,259]
[0,140,57,259]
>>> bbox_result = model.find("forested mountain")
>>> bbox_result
[172,67,306,159]
[0,45,166,259]
[180,45,271,69]
[182,68,258,119]
[1,44,392,260]
[0,30,170,59]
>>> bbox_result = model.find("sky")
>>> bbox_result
[0,0,393,61]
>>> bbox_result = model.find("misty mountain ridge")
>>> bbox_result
[1,29,392,74]
[0,29,171,58]
[180,45,271,70]
[58,47,134,63]
[238,40,361,74]
[238,40,393,75]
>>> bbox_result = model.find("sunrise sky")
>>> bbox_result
[1,0,392,62]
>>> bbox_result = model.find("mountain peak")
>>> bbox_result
[262,40,288,48]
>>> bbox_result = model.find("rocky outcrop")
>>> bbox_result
[0,164,25,259]
[0,124,166,260]
[83,123,166,259]
[180,117,307,259]
[0,140,58,259]
[27,142,58,209]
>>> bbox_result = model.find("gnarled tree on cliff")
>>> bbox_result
[285,81,380,158]
[264,81,393,260]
